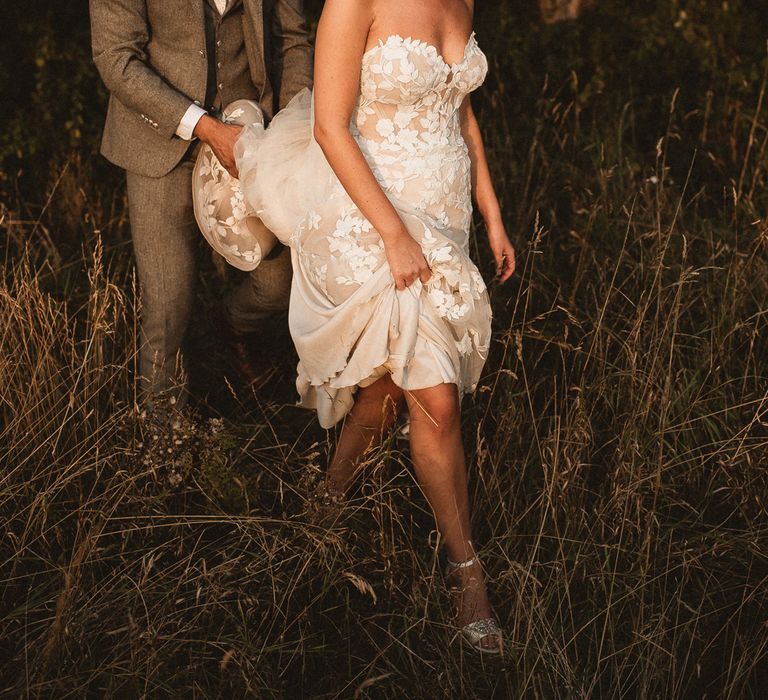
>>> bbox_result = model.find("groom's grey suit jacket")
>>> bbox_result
[90,0,312,178]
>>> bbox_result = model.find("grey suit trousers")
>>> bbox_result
[126,148,291,400]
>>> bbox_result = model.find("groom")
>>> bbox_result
[90,0,313,405]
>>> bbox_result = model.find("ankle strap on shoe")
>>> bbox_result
[446,555,479,570]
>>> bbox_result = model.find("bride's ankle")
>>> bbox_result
[445,540,478,570]
[326,458,360,494]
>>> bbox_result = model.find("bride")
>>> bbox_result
[195,0,516,654]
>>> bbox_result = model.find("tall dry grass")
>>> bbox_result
[2,2,768,697]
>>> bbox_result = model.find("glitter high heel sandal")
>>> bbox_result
[445,555,503,655]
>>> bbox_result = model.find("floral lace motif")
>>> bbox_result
[193,101,278,271]
[295,33,489,319]
[354,33,487,234]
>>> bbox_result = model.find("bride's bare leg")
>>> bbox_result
[404,383,500,652]
[327,374,405,494]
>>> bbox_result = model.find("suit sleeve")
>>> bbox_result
[270,0,314,109]
[90,0,194,140]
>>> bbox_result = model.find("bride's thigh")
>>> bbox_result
[351,374,405,423]
[296,205,388,305]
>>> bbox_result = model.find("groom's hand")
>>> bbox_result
[194,115,243,178]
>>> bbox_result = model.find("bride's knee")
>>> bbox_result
[406,384,461,435]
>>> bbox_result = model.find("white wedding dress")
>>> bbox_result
[209,32,493,428]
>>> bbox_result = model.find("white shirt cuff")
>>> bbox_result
[176,104,208,141]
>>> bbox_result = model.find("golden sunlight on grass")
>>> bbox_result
[1,1,767,697]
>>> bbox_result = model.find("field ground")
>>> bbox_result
[1,1,767,697]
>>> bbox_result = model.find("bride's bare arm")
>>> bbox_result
[312,0,431,290]
[460,97,516,283]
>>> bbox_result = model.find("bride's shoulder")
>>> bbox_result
[321,0,375,13]
[319,0,375,25]
[316,0,375,58]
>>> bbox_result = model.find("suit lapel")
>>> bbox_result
[242,0,269,92]
[193,0,207,45]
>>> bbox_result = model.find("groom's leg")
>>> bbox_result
[225,244,292,334]
[126,160,198,404]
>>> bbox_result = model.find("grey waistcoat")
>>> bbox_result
[204,0,260,112]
